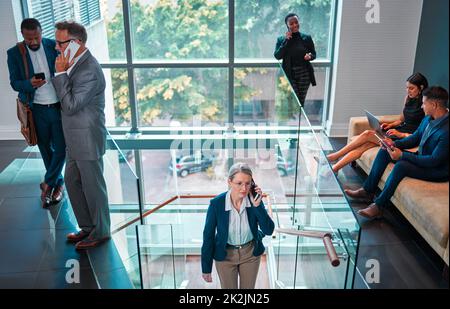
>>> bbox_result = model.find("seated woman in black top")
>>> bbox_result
[274,13,316,106]
[327,72,428,174]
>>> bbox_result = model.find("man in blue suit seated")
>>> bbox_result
[345,86,449,219]
[201,163,275,289]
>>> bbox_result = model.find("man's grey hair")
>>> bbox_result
[228,163,253,180]
[55,20,87,43]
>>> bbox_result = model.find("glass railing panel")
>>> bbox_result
[143,148,228,209]
[142,202,219,288]
[233,67,328,127]
[107,62,360,289]
[272,63,360,288]
[111,223,142,288]
[136,224,189,289]
[105,132,141,232]
[105,132,143,289]
[141,196,273,289]
[172,223,188,288]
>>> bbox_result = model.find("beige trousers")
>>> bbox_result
[215,242,261,289]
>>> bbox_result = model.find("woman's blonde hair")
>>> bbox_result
[228,162,253,180]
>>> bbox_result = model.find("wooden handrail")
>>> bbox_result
[111,194,340,267]
[111,196,178,234]
[275,228,340,267]
[111,193,270,234]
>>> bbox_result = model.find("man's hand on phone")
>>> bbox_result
[387,146,402,161]
[31,76,46,88]
[55,48,74,73]
[378,137,394,149]
[383,137,395,149]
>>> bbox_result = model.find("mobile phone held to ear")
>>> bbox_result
[251,179,260,200]
[64,40,81,62]
[33,72,45,80]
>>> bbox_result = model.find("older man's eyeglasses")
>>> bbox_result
[56,39,71,46]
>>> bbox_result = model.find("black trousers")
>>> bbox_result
[290,66,311,106]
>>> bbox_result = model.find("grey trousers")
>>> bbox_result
[65,157,111,239]
[215,242,261,289]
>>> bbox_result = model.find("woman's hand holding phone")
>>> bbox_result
[250,180,262,207]
[304,53,313,61]
[285,31,292,40]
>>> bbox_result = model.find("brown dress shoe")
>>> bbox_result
[75,236,110,250]
[344,188,374,200]
[67,230,90,243]
[358,203,383,219]
[51,185,64,204]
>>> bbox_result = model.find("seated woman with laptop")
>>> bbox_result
[326,72,428,174]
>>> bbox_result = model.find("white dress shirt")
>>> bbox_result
[225,190,254,246]
[26,45,59,104]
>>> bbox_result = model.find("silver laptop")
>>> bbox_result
[365,110,388,138]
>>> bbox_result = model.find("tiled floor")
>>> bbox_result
[0,139,447,289]
[0,141,97,289]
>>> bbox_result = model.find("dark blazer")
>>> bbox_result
[395,114,449,176]
[274,32,317,86]
[201,192,275,274]
[7,38,58,106]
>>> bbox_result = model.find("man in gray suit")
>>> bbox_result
[51,21,110,250]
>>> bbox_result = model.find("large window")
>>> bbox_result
[131,0,228,61]
[235,0,333,59]
[21,0,336,130]
[135,68,228,126]
[24,0,101,38]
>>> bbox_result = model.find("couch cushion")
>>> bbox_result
[359,147,449,248]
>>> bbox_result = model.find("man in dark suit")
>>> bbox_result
[7,18,66,207]
[51,21,110,250]
[346,86,449,219]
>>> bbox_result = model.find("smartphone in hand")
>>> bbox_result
[33,72,45,80]
[251,179,260,200]
[64,40,81,62]
[374,134,394,151]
